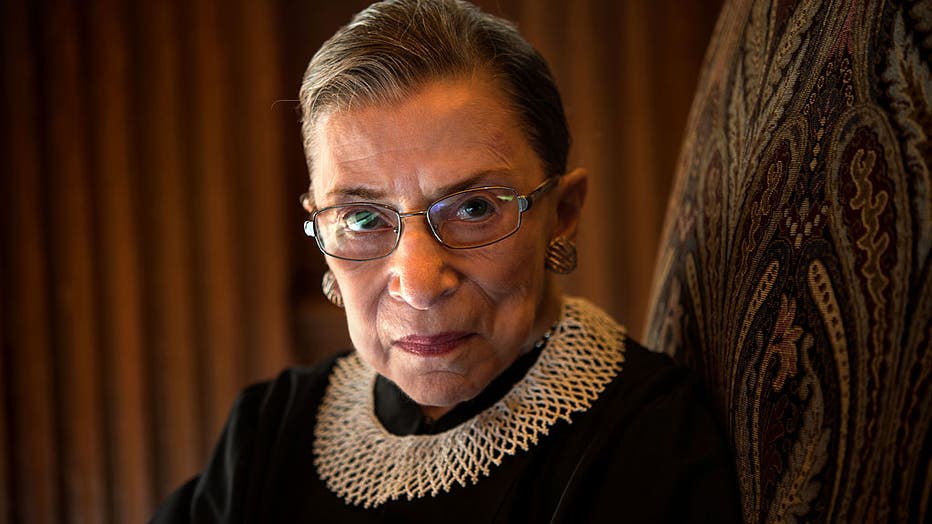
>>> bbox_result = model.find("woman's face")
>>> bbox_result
[309,77,582,417]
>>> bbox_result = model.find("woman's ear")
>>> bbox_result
[301,191,315,213]
[552,167,588,240]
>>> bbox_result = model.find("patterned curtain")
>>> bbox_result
[0,1,720,522]
[646,0,931,521]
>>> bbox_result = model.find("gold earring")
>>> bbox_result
[322,270,344,308]
[545,237,577,274]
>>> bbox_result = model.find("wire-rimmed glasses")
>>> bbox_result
[301,176,559,261]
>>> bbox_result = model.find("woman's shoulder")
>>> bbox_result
[549,338,741,522]
[234,351,350,421]
[581,337,733,479]
[619,337,676,373]
[149,352,351,522]
[606,338,701,408]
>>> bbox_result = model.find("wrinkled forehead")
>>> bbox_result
[307,77,541,205]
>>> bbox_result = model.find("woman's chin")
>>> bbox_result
[397,372,484,414]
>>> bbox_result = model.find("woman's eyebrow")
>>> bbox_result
[434,169,513,196]
[325,169,514,203]
[326,185,385,201]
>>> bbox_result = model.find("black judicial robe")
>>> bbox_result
[150,341,741,523]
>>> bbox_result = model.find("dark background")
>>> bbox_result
[0,1,721,521]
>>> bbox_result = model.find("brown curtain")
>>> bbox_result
[0,1,720,522]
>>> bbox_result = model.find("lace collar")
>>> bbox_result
[313,297,627,508]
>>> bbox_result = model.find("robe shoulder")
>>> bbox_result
[148,353,343,523]
[548,341,742,523]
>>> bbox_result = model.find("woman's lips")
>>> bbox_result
[394,332,473,356]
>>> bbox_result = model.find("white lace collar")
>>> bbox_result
[313,297,627,508]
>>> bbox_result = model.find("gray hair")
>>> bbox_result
[298,0,570,195]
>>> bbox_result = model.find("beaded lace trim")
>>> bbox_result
[312,297,626,508]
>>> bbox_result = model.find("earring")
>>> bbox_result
[322,270,344,308]
[545,237,577,274]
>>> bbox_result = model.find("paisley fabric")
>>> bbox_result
[645,0,931,522]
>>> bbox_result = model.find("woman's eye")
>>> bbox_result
[455,197,496,221]
[343,208,391,232]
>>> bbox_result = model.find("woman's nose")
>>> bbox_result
[387,220,459,310]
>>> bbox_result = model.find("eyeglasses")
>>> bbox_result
[301,176,559,261]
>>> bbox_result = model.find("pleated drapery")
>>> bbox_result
[0,1,720,522]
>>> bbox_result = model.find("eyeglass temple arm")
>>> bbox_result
[518,175,560,212]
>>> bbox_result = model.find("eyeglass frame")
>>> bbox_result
[300,175,560,261]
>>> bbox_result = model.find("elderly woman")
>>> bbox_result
[152,0,739,522]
